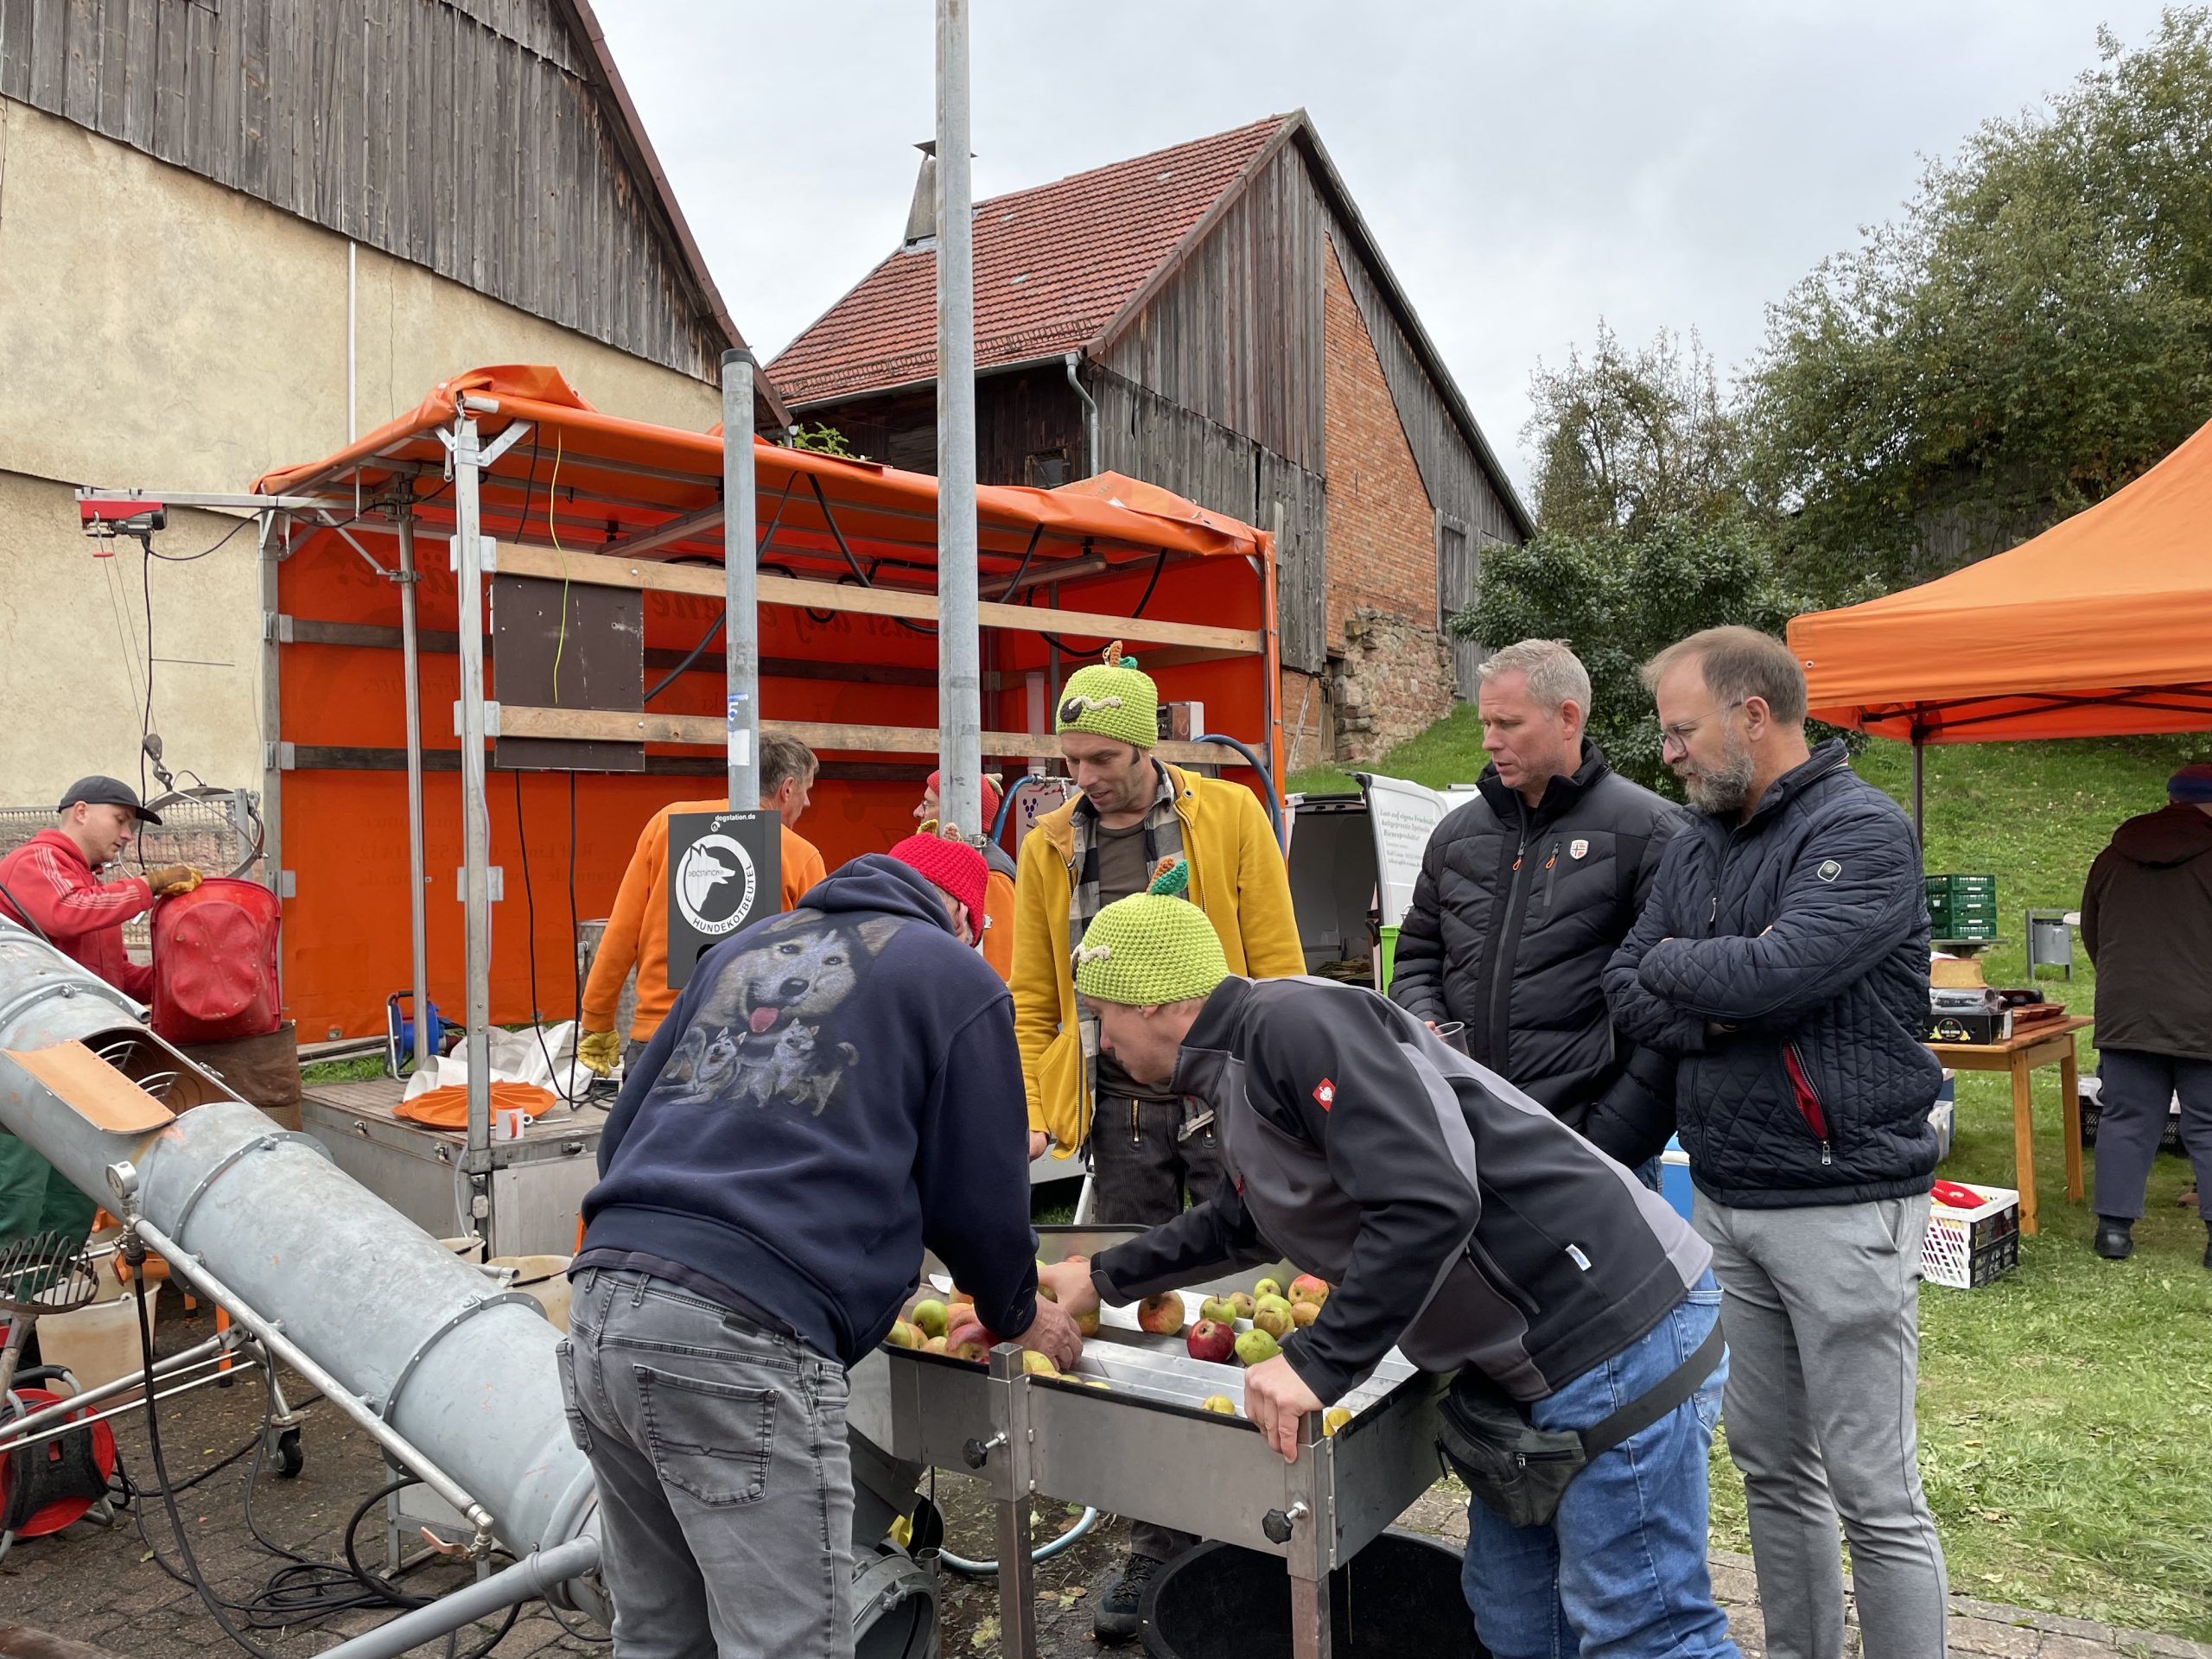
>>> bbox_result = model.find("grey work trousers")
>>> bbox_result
[1694,1192,1948,1659]
[1091,1094,1226,1567]
[2091,1048,2212,1221]
[557,1268,855,1659]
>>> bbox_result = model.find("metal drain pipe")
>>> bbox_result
[0,925,600,1600]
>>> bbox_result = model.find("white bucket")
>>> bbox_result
[487,1255,572,1332]
[37,1284,159,1392]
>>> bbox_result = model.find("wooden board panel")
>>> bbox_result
[491,542,1265,658]
[495,705,1236,767]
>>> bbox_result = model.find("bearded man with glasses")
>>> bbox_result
[1603,626,1948,1659]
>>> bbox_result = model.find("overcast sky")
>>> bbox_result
[597,2,2171,497]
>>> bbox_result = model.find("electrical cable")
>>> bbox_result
[144,515,256,564]
[1027,549,1167,656]
[548,435,572,705]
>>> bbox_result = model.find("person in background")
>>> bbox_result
[564,838,1079,1658]
[1605,626,1947,1659]
[1037,890,1736,1659]
[577,736,828,1077]
[915,770,1016,982]
[2079,761,2212,1268]
[1007,644,1302,1641]
[1389,640,1685,1175]
[0,776,199,1254]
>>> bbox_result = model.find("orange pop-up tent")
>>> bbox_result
[1789,416,2212,747]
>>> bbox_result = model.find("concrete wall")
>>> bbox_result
[0,97,721,808]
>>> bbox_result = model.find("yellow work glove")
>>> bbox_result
[146,864,202,898]
[577,1029,622,1077]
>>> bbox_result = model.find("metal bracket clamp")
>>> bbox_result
[168,1131,334,1245]
[369,1289,542,1423]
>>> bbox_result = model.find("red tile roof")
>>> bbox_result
[769,116,1290,406]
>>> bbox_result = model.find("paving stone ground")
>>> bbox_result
[1,1295,2202,1657]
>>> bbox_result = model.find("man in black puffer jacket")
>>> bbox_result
[1391,640,1685,1170]
[1605,626,1946,1659]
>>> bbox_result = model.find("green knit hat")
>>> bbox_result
[1056,640,1159,752]
[1074,866,1229,1007]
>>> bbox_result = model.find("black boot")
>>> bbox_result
[1092,1551,1163,1645]
[2094,1216,2135,1259]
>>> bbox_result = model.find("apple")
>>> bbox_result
[1252,1296,1295,1339]
[950,1287,974,1306]
[1291,1299,1321,1328]
[1200,1395,1238,1415]
[1035,1281,1058,1303]
[1021,1350,1059,1377]
[1323,1407,1352,1437]
[1073,1306,1100,1338]
[924,1337,948,1354]
[910,1299,950,1338]
[1136,1292,1185,1338]
[1227,1292,1255,1320]
[1198,1295,1236,1325]
[884,1319,924,1350]
[1185,1319,1236,1363]
[1234,1328,1281,1367]
[944,1326,991,1362]
[1254,1277,1284,1301]
[1288,1274,1331,1307]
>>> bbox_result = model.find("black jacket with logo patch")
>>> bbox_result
[1089,976,1711,1404]
[1603,741,1942,1210]
[1389,741,1686,1166]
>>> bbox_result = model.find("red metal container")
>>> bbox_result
[150,878,283,1046]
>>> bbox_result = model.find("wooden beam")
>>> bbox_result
[493,542,1262,658]
[494,705,1237,766]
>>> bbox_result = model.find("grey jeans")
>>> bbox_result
[1694,1192,1948,1659]
[557,1268,855,1659]
[2092,1049,2212,1220]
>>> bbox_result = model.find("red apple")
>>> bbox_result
[1288,1274,1332,1307]
[1136,1292,1186,1338]
[1185,1319,1236,1363]
[944,1325,991,1362]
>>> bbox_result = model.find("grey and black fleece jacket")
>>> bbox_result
[1090,976,1711,1405]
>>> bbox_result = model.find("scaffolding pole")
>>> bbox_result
[936,0,982,839]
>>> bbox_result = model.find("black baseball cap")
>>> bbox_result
[58,776,162,825]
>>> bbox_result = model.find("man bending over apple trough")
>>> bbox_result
[1037,882,1743,1659]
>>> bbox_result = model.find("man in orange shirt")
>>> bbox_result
[914,769,1017,982]
[576,736,827,1077]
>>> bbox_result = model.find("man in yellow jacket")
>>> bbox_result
[1008,648,1301,1637]
[576,735,828,1077]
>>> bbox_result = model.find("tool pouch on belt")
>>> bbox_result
[1437,1319,1725,1529]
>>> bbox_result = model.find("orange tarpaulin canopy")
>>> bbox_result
[1788,416,2212,744]
[251,365,1281,1039]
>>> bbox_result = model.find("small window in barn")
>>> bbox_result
[1026,450,1070,489]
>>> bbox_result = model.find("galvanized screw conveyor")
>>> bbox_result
[849,1226,1449,1659]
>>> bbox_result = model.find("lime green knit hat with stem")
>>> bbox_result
[1055,639,1159,752]
[1074,862,1229,1007]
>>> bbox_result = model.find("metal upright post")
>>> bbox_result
[397,510,431,1071]
[936,0,982,840]
[450,419,494,1166]
[985,1344,1039,1659]
[722,350,760,811]
[1283,1410,1335,1659]
[1911,730,1925,849]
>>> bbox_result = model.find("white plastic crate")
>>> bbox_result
[1923,1182,2020,1289]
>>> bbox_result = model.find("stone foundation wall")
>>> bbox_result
[1332,607,1457,763]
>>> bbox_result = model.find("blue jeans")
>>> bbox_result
[1461,1272,1738,1659]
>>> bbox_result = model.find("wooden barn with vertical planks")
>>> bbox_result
[771,111,1532,768]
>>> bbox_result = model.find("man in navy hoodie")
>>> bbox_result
[561,848,1080,1659]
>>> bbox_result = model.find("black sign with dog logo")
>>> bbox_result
[665,810,781,990]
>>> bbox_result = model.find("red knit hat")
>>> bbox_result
[888,834,989,946]
[925,770,1003,825]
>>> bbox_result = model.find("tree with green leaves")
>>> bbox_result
[1749,10,2212,590]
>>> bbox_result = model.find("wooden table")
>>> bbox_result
[1927,1014,2094,1236]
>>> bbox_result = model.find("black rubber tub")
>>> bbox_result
[1140,1529,1486,1658]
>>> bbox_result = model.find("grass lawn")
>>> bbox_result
[1300,715,2212,1637]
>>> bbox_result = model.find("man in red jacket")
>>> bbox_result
[0,777,199,999]
[0,777,198,1254]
